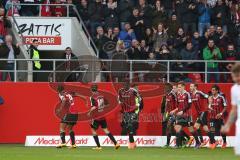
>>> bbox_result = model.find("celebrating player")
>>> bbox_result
[190,83,213,147]
[208,85,227,149]
[56,85,78,149]
[173,82,201,148]
[221,63,240,156]
[88,84,120,150]
[161,83,177,147]
[118,82,141,149]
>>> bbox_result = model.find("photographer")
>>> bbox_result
[203,39,222,83]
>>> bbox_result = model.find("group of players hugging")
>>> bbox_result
[162,82,228,149]
[54,80,228,150]
[55,82,142,150]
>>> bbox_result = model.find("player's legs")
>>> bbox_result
[209,119,217,149]
[165,120,174,147]
[219,119,227,148]
[127,113,138,149]
[235,123,240,156]
[66,124,76,148]
[101,120,120,149]
[56,123,67,148]
[174,124,183,148]
[90,120,101,149]
[194,122,203,143]
[188,125,201,148]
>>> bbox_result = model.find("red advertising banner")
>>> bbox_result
[0,83,235,143]
[23,36,62,45]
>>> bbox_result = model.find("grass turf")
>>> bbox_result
[0,145,239,160]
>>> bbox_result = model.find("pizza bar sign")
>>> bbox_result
[18,23,62,45]
[15,18,72,50]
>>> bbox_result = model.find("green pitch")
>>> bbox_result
[0,144,239,160]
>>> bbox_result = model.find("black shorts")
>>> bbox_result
[196,111,208,126]
[209,118,224,128]
[61,114,78,125]
[176,116,193,127]
[122,112,139,130]
[167,115,176,125]
[91,119,108,130]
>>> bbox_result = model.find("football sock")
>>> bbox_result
[129,133,135,143]
[93,135,101,147]
[176,131,182,147]
[166,133,171,146]
[60,131,66,144]
[197,129,203,143]
[221,134,227,143]
[191,131,200,145]
[69,130,75,145]
[182,130,190,140]
[107,133,117,145]
[208,131,216,144]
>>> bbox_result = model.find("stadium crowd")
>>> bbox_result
[0,0,240,82]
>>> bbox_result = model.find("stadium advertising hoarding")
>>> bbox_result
[0,83,235,143]
[14,17,72,50]
[25,136,236,147]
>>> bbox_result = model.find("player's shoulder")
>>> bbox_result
[231,84,239,93]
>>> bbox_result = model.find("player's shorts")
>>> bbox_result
[61,114,78,125]
[235,121,240,156]
[176,116,193,127]
[91,119,108,130]
[122,112,138,132]
[195,111,208,126]
[209,118,224,128]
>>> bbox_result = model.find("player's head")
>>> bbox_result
[123,81,130,90]
[91,84,98,92]
[164,83,173,94]
[211,85,220,96]
[177,81,185,93]
[231,63,240,85]
[172,84,178,93]
[190,83,198,92]
[57,85,64,93]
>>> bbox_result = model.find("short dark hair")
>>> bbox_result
[191,83,198,88]
[178,81,185,87]
[32,39,38,43]
[65,47,71,50]
[212,84,220,91]
[231,63,240,75]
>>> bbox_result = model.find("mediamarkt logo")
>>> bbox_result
[103,137,156,145]
[34,137,88,145]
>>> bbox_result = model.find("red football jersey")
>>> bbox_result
[165,90,177,113]
[118,88,138,113]
[209,94,227,119]
[90,92,106,120]
[177,90,192,117]
[190,90,209,116]
[59,92,78,114]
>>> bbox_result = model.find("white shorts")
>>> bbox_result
[235,122,240,156]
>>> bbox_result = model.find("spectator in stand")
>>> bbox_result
[152,0,168,28]
[20,0,38,16]
[128,8,144,41]
[137,0,152,27]
[66,0,77,17]
[104,0,118,29]
[161,0,175,18]
[0,35,20,81]
[181,0,198,34]
[192,31,201,51]
[156,43,171,60]
[222,43,239,82]
[175,0,184,26]
[103,27,118,58]
[145,52,158,82]
[40,0,52,17]
[180,41,199,71]
[152,23,168,52]
[140,39,150,56]
[94,26,108,58]
[207,0,217,8]
[144,28,154,48]
[0,8,11,41]
[212,0,230,33]
[118,22,136,49]
[198,0,211,37]
[5,0,21,16]
[76,0,89,26]
[126,39,144,59]
[214,26,228,50]
[117,0,133,30]
[203,39,222,82]
[113,26,120,39]
[88,0,105,35]
[174,27,187,52]
[52,0,66,17]
[166,13,181,39]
